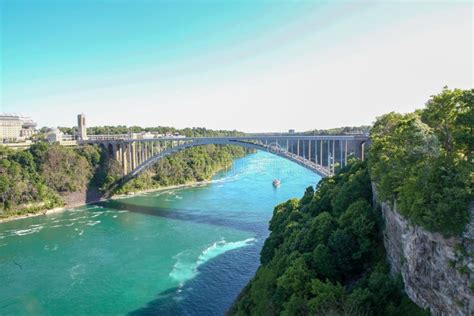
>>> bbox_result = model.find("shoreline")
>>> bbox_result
[0,154,240,225]
[0,179,216,224]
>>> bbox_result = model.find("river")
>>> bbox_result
[0,151,319,315]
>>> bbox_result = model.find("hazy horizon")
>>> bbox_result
[1,1,472,132]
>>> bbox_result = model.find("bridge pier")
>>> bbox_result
[121,143,128,175]
[308,140,311,162]
[361,142,365,161]
[115,143,121,163]
[80,134,369,186]
[332,140,336,173]
[345,140,348,165]
[131,143,135,170]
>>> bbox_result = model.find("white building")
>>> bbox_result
[0,115,37,142]
[47,128,76,145]
[46,128,64,143]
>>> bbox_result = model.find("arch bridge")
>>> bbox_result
[79,135,368,185]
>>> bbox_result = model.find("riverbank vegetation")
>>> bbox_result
[0,143,99,217]
[230,160,428,315]
[112,145,248,194]
[231,88,472,314]
[0,141,248,219]
[369,88,472,236]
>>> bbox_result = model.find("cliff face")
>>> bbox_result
[375,184,474,315]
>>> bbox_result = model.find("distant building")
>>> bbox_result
[47,128,76,145]
[46,128,64,143]
[0,114,37,142]
[142,132,155,139]
[77,113,88,140]
[288,129,295,134]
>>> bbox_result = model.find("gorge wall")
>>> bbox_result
[374,184,474,315]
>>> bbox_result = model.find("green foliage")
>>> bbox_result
[40,145,92,192]
[230,161,428,315]
[369,88,472,236]
[304,125,371,135]
[0,143,109,217]
[115,145,248,194]
[86,125,246,137]
[0,141,248,217]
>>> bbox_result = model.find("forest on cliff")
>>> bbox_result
[230,160,428,315]
[231,88,472,315]
[369,88,472,236]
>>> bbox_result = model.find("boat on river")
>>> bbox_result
[272,179,281,187]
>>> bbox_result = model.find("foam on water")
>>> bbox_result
[11,225,44,236]
[86,220,101,226]
[44,244,59,251]
[169,237,256,285]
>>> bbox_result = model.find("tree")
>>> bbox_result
[41,145,91,192]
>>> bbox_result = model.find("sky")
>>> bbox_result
[0,0,472,132]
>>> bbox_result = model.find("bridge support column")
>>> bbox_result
[121,143,128,175]
[297,140,300,156]
[315,140,318,164]
[127,143,132,172]
[145,142,148,161]
[332,140,335,174]
[115,144,121,162]
[345,140,348,166]
[320,140,323,167]
[131,143,137,170]
[361,142,365,161]
[139,142,143,164]
[308,140,311,162]
[327,140,330,168]
[135,143,139,167]
[138,142,142,165]
[339,140,343,168]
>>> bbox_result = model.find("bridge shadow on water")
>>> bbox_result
[94,199,267,234]
[90,199,267,315]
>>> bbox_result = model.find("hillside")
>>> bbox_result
[0,142,248,219]
[230,160,428,315]
[231,87,473,315]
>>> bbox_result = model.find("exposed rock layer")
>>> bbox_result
[374,184,474,315]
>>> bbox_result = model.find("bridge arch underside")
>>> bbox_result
[120,140,331,186]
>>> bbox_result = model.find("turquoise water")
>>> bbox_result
[0,152,319,315]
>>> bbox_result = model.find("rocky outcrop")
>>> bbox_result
[373,184,474,315]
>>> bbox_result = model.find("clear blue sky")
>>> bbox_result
[1,0,472,131]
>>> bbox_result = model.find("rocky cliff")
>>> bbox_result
[375,184,474,315]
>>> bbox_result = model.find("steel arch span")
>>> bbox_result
[80,135,368,195]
